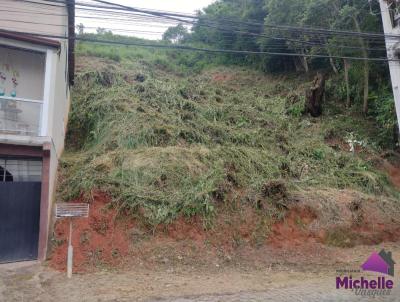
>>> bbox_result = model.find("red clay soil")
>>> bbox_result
[50,192,132,272]
[269,206,320,249]
[268,190,400,250]
[49,195,264,272]
[382,160,400,189]
[49,187,400,273]
[212,73,232,83]
[164,216,207,242]
[157,206,259,254]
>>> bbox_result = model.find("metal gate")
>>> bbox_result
[0,158,42,263]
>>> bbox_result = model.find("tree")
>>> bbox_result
[96,27,113,35]
[264,0,311,72]
[302,0,341,74]
[334,1,381,115]
[191,0,267,67]
[162,24,189,44]
[76,23,85,35]
[184,0,390,129]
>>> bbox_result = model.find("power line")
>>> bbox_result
[71,37,400,62]
[61,0,400,40]
[0,18,65,27]
[1,14,390,54]
[31,8,395,53]
[69,0,398,49]
[16,0,66,8]
[0,8,67,16]
[0,28,396,62]
[9,0,395,56]
[24,0,387,42]
[12,0,391,48]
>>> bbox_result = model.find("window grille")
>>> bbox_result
[0,158,42,182]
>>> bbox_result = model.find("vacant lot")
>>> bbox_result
[1,242,399,302]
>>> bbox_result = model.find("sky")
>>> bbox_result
[76,0,216,40]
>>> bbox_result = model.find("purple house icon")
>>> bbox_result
[361,250,395,276]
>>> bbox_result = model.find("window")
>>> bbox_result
[0,165,13,182]
[0,158,42,182]
[0,45,46,136]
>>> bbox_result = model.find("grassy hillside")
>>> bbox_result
[59,42,398,228]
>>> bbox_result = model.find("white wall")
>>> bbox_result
[0,0,68,37]
[46,42,71,232]
[49,41,70,156]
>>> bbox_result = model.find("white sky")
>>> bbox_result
[77,0,216,40]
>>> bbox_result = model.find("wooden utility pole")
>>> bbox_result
[379,0,400,132]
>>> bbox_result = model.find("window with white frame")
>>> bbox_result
[0,45,45,136]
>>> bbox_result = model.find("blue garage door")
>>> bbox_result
[0,159,42,263]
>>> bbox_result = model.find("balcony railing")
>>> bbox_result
[0,97,43,136]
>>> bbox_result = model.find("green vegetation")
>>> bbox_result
[63,0,399,229]
[77,0,399,147]
[180,0,397,144]
[59,40,398,227]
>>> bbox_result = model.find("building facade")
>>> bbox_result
[0,0,75,263]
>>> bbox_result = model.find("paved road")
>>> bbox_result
[151,273,400,302]
[152,285,400,302]
[1,261,399,302]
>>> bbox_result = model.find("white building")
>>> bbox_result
[0,0,75,263]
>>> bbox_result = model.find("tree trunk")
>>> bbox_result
[303,58,309,73]
[393,121,399,148]
[305,73,326,117]
[363,59,369,115]
[294,57,303,72]
[325,40,338,74]
[344,59,351,108]
[294,56,309,73]
[329,56,339,74]
[352,16,369,115]
[301,51,309,73]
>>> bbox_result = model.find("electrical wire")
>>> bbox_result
[59,0,400,40]
[6,0,396,59]
[0,28,396,62]
[10,0,393,47]
[2,16,390,54]
[3,5,392,53]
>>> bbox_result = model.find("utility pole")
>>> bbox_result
[379,0,400,132]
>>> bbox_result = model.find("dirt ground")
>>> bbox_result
[48,185,400,274]
[47,154,400,275]
[1,242,400,302]
[13,157,396,301]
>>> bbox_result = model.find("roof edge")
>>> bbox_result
[0,30,60,48]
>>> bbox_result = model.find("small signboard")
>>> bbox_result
[56,203,89,218]
[55,203,89,278]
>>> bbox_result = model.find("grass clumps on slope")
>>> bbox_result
[59,45,397,227]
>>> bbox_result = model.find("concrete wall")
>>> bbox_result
[0,0,68,37]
